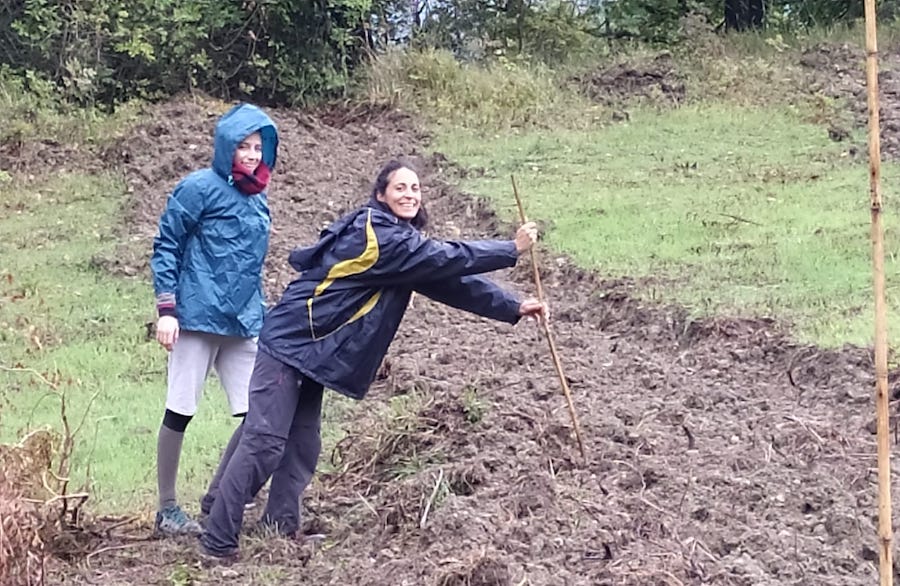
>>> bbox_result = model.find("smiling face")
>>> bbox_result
[376,167,421,220]
[233,132,263,173]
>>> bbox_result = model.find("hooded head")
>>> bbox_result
[212,103,278,181]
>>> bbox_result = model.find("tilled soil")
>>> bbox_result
[571,52,686,109]
[801,41,900,159]
[9,44,900,585]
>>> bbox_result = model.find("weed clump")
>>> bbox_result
[435,550,510,586]
[360,48,600,130]
[0,480,44,586]
[0,429,55,586]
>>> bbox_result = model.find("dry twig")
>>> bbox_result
[783,415,825,445]
[419,468,445,529]
[85,543,144,568]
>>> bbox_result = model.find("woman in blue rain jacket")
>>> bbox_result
[150,103,277,537]
[201,159,545,558]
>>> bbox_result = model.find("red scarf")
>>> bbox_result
[231,161,270,195]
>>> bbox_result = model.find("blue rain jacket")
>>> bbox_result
[259,201,523,400]
[151,103,278,337]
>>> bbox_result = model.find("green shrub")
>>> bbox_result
[0,65,139,144]
[0,0,375,106]
[360,48,600,130]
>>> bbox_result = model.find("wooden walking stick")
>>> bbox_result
[863,2,893,584]
[511,175,586,460]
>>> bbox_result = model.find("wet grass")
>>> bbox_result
[434,103,900,347]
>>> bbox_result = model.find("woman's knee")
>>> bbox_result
[162,409,192,432]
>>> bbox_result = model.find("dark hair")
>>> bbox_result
[370,159,429,230]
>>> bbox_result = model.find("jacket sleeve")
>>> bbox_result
[415,275,522,324]
[365,216,520,285]
[150,177,206,318]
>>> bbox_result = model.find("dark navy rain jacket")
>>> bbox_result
[259,202,523,400]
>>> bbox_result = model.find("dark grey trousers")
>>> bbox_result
[200,420,261,515]
[202,349,324,554]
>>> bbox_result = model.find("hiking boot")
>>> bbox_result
[154,505,203,537]
[196,535,239,566]
[200,494,214,517]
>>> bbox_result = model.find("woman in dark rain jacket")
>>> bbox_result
[200,159,545,557]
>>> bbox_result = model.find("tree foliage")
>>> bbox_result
[0,0,375,106]
[370,0,605,62]
[3,0,900,107]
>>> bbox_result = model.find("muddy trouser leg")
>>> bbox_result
[200,419,244,515]
[201,336,258,514]
[260,377,324,536]
[201,350,301,554]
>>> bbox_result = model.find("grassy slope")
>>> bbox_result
[434,104,900,346]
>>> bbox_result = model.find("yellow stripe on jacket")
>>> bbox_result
[307,209,382,340]
[314,209,379,296]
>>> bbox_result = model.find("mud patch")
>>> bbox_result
[800,41,900,159]
[0,138,94,178]
[571,52,686,110]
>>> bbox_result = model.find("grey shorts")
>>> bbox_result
[165,330,258,416]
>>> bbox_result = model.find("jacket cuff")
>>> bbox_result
[507,297,523,324]
[505,240,520,261]
[156,293,176,318]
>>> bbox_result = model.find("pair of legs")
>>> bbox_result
[202,349,324,555]
[156,331,257,535]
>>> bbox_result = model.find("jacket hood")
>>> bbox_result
[287,197,429,273]
[212,103,278,180]
[289,199,408,273]
[288,207,371,272]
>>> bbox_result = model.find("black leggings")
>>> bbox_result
[162,409,246,432]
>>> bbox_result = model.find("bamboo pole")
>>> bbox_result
[511,175,586,460]
[863,2,893,584]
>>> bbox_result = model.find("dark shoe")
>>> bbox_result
[196,535,239,565]
[199,494,214,517]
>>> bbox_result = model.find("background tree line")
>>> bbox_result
[1,0,898,107]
